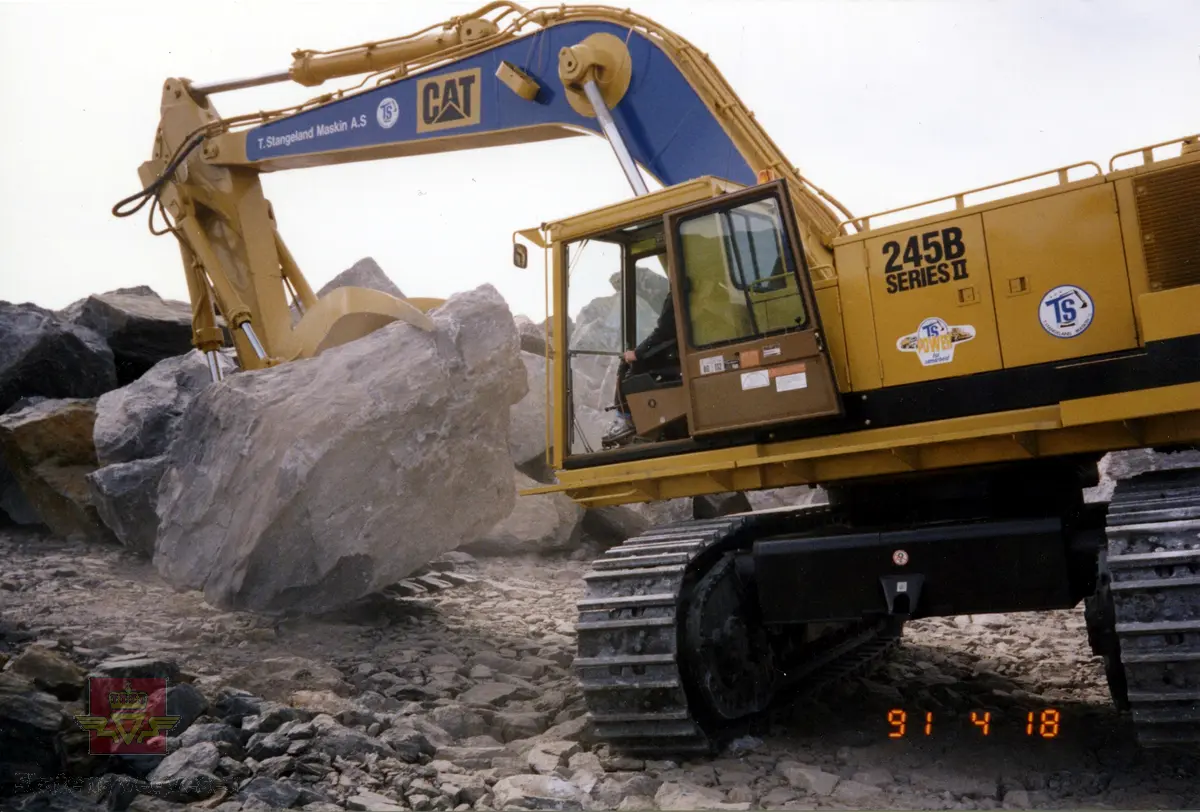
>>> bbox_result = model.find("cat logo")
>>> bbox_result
[417,68,482,134]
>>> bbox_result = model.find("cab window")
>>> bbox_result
[675,195,808,349]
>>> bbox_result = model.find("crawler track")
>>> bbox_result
[574,510,901,756]
[1103,468,1200,746]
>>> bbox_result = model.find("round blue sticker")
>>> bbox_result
[1038,285,1094,338]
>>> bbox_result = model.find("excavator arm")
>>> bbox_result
[118,2,854,373]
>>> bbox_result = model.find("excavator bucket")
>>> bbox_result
[290,286,443,359]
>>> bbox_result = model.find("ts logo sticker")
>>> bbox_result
[376,97,399,129]
[1038,285,1093,338]
[417,68,481,133]
[897,317,976,366]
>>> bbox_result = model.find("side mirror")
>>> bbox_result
[513,243,528,269]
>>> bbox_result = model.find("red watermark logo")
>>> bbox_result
[72,677,180,755]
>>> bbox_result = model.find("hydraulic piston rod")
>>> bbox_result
[241,323,268,361]
[188,17,502,96]
[582,79,649,197]
[190,69,291,96]
[205,351,225,383]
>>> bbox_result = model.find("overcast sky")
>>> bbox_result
[1,0,1197,321]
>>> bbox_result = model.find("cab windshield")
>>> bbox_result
[674,195,808,349]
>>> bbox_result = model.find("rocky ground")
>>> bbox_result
[3,526,1197,811]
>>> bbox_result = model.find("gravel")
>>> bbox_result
[2,525,1197,810]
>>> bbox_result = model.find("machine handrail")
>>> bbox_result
[1108,134,1200,172]
[837,161,1103,236]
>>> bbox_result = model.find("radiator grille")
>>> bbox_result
[1134,161,1200,291]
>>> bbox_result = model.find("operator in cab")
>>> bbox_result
[602,289,678,446]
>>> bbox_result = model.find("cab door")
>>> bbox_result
[663,180,843,437]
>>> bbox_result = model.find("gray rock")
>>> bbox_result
[6,644,86,700]
[832,779,885,805]
[316,258,404,299]
[655,782,750,811]
[493,709,551,742]
[0,301,116,415]
[463,472,583,556]
[626,498,694,528]
[759,788,799,807]
[86,456,168,556]
[147,741,220,783]
[0,672,67,786]
[0,398,113,542]
[225,657,351,703]
[255,754,298,778]
[692,491,752,519]
[0,447,40,526]
[1003,788,1032,809]
[427,704,490,739]
[458,682,520,707]
[246,729,292,760]
[610,264,670,308]
[778,761,839,796]
[852,768,894,787]
[93,350,234,466]
[153,284,526,613]
[527,740,580,775]
[440,773,490,805]
[242,703,309,735]
[580,505,649,547]
[745,485,827,512]
[510,352,550,469]
[177,722,240,750]
[212,687,263,724]
[308,713,394,761]
[238,775,302,808]
[378,724,433,763]
[491,774,587,810]
[431,744,507,770]
[536,715,593,744]
[513,315,548,356]
[346,790,406,811]
[92,655,180,682]
[58,286,195,386]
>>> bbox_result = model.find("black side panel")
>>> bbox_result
[752,518,1077,623]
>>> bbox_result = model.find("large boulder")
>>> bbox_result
[513,315,548,356]
[153,284,527,613]
[0,302,116,413]
[0,397,44,526]
[58,287,193,386]
[510,352,550,472]
[580,505,650,547]
[463,472,584,556]
[93,350,235,467]
[86,456,169,557]
[316,257,404,299]
[610,265,670,308]
[0,399,112,542]
[0,467,40,526]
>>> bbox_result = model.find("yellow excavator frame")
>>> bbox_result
[123,1,1200,512]
[523,139,1200,507]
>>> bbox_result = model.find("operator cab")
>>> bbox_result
[519,176,843,470]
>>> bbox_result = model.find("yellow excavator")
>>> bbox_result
[117,2,1200,753]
